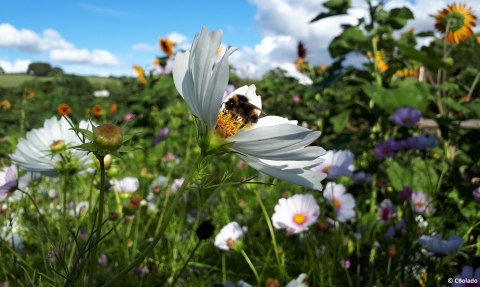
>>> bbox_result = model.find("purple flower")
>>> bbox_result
[399,186,412,201]
[124,113,135,122]
[473,187,480,202]
[0,164,18,202]
[292,95,300,103]
[398,137,420,150]
[389,107,422,127]
[452,266,480,287]
[384,219,406,239]
[153,127,169,146]
[417,134,436,150]
[374,140,399,159]
[133,267,150,275]
[340,259,351,269]
[378,199,396,223]
[411,192,434,215]
[353,172,372,184]
[154,59,174,75]
[311,150,355,179]
[98,254,107,266]
[417,234,463,255]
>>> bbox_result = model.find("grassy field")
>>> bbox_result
[0,74,122,88]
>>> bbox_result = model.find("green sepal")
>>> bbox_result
[118,146,143,153]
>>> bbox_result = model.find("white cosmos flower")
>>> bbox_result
[286,274,308,287]
[271,194,319,234]
[111,177,139,194]
[10,116,93,177]
[323,182,355,222]
[93,90,110,97]
[311,150,354,179]
[173,27,327,191]
[214,221,247,251]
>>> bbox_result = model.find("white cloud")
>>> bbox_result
[166,32,190,50]
[50,49,119,66]
[0,23,120,67]
[132,43,157,52]
[0,23,75,53]
[0,59,31,73]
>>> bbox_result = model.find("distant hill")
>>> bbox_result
[0,74,122,88]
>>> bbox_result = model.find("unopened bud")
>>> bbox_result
[50,140,66,152]
[93,124,123,153]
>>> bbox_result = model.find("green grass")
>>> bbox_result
[0,74,122,88]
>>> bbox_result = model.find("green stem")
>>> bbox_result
[17,188,50,235]
[102,153,206,287]
[241,249,260,286]
[87,155,106,287]
[222,253,226,283]
[170,240,202,286]
[371,37,382,87]
[254,190,287,281]
[465,72,480,102]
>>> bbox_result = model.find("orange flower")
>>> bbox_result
[57,103,71,116]
[375,51,389,73]
[133,65,147,85]
[295,57,305,71]
[477,35,480,44]
[159,38,175,57]
[316,64,328,73]
[24,88,35,98]
[395,68,419,78]
[0,99,11,111]
[153,58,160,66]
[92,105,104,117]
[407,28,414,34]
[435,3,477,44]
[109,103,118,116]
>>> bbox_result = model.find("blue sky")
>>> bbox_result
[1,0,479,79]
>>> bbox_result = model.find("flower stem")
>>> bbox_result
[170,240,202,286]
[254,190,287,280]
[87,155,106,287]
[222,253,226,283]
[17,188,50,235]
[102,153,206,287]
[241,249,261,286]
[371,36,382,87]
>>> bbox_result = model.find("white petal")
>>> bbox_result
[238,155,327,191]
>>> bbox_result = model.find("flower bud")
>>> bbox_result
[93,124,123,153]
[50,140,66,152]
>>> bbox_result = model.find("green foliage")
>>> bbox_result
[27,62,52,76]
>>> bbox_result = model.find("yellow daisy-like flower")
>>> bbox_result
[477,35,480,44]
[375,51,389,73]
[133,65,147,85]
[159,38,175,57]
[0,99,11,111]
[435,3,477,44]
[295,57,305,72]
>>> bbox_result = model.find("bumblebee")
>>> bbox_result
[216,94,264,138]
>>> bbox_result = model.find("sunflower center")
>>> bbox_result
[445,11,466,32]
[293,213,306,224]
[333,198,341,208]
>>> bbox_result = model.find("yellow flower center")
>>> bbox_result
[416,202,424,208]
[293,213,306,225]
[323,165,331,174]
[227,238,235,248]
[333,198,341,208]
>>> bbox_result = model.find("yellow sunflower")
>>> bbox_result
[0,99,11,111]
[133,65,147,85]
[159,38,175,57]
[435,3,477,44]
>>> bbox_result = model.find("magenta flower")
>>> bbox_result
[374,140,399,159]
[153,127,169,146]
[0,164,18,202]
[378,199,396,223]
[340,259,351,269]
[452,266,480,287]
[124,113,135,122]
[292,95,300,103]
[411,192,434,215]
[389,107,422,127]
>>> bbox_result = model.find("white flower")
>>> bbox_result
[93,90,110,97]
[223,281,252,287]
[0,164,18,202]
[18,172,41,190]
[1,214,25,250]
[323,182,355,222]
[271,194,319,234]
[70,201,89,217]
[311,150,354,179]
[112,177,139,194]
[417,234,463,255]
[10,116,93,177]
[173,27,327,191]
[286,273,308,287]
[214,221,247,251]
